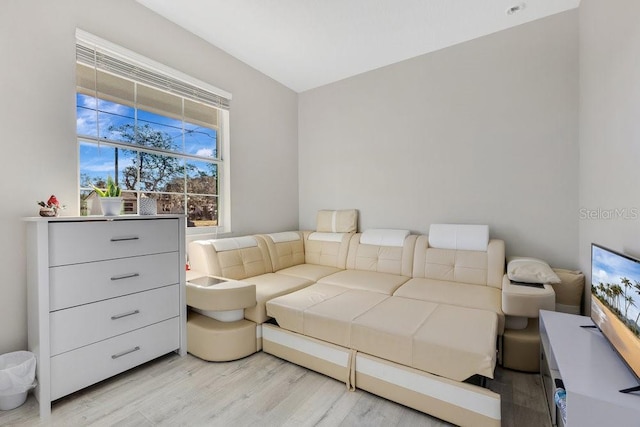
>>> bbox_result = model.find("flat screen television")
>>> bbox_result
[591,243,640,393]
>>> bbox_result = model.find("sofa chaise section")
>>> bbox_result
[263,225,503,427]
[350,296,497,381]
[265,228,500,382]
[263,298,500,427]
[188,236,313,324]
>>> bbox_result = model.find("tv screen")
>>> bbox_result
[591,243,640,387]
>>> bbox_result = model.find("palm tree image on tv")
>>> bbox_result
[592,280,640,336]
[592,244,640,336]
[591,245,640,391]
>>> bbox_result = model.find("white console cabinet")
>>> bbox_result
[25,216,186,417]
[540,310,640,427]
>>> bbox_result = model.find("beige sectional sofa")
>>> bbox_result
[187,213,512,427]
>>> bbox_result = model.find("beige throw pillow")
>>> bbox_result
[507,256,561,284]
[316,209,358,233]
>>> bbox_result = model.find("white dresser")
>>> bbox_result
[25,215,186,417]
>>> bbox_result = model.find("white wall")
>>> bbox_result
[578,0,640,310]
[0,0,299,354]
[299,11,579,268]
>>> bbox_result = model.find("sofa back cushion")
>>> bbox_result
[412,235,505,288]
[303,231,351,268]
[428,224,489,251]
[188,236,272,280]
[346,230,416,276]
[259,231,305,272]
[316,209,358,233]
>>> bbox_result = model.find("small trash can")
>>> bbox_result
[0,351,37,411]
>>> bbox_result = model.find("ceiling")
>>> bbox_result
[136,0,581,93]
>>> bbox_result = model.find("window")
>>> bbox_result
[75,30,231,232]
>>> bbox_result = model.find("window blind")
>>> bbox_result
[76,43,230,111]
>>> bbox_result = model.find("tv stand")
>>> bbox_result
[540,310,640,427]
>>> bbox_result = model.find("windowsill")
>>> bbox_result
[185,226,231,242]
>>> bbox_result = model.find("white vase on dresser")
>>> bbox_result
[24,215,187,418]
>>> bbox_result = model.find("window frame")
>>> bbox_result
[75,29,232,234]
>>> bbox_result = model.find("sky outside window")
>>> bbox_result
[77,93,218,188]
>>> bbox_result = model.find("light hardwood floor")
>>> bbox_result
[0,352,551,427]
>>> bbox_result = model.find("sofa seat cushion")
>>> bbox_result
[351,297,439,367]
[266,284,350,333]
[318,270,410,295]
[303,290,389,347]
[351,298,497,381]
[275,264,343,282]
[393,278,505,333]
[243,273,313,323]
[411,304,498,381]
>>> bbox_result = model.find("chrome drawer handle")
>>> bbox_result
[110,273,140,281]
[110,236,140,242]
[111,346,140,359]
[111,309,140,320]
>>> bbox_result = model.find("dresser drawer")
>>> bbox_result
[50,285,179,356]
[50,252,179,311]
[50,317,179,401]
[49,218,179,266]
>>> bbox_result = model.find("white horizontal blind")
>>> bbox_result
[76,37,230,111]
